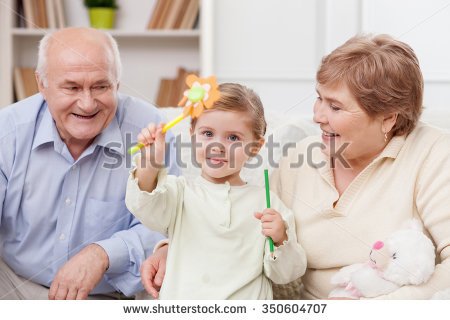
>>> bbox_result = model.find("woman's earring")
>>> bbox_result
[382,125,388,143]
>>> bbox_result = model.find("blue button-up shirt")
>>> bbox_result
[0,93,179,296]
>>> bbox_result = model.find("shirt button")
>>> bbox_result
[65,198,71,205]
[72,165,77,171]
[59,233,65,241]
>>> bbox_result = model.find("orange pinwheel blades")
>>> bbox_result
[178,74,221,119]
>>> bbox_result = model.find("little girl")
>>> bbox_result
[125,83,306,299]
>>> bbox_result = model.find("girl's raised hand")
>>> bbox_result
[137,122,166,168]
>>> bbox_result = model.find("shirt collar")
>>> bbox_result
[316,133,407,184]
[32,105,56,150]
[375,134,406,160]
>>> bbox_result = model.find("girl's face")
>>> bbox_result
[313,83,386,168]
[191,109,263,186]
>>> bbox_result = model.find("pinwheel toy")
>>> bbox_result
[128,74,221,155]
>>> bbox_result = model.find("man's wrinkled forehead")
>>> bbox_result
[47,36,115,72]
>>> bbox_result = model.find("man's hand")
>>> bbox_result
[140,244,168,299]
[48,244,109,300]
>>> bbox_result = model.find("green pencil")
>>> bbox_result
[264,169,275,257]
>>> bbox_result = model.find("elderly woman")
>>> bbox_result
[271,34,450,299]
[140,34,450,299]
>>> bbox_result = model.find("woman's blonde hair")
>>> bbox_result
[191,83,267,139]
[317,34,423,136]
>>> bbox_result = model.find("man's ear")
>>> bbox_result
[35,72,46,99]
[382,112,398,133]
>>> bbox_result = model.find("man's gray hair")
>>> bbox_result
[36,29,122,87]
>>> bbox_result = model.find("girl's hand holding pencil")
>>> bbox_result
[254,209,288,247]
[255,170,287,257]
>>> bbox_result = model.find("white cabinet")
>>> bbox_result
[0,0,209,108]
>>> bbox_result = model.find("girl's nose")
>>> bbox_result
[210,143,224,153]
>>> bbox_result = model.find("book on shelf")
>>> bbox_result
[155,67,197,108]
[147,0,200,30]
[46,0,57,29]
[16,0,26,28]
[179,0,199,29]
[54,0,66,28]
[173,0,191,29]
[36,0,49,28]
[26,0,47,29]
[158,0,176,29]
[155,79,174,107]
[162,0,185,29]
[14,67,39,101]
[155,0,173,29]
[22,0,35,28]
[169,67,189,106]
[18,0,65,29]
[147,0,165,29]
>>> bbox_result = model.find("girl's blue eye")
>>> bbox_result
[202,130,213,137]
[228,135,240,142]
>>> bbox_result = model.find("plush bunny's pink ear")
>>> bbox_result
[372,241,384,250]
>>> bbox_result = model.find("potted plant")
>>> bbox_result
[84,0,119,29]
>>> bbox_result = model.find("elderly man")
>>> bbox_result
[0,27,178,299]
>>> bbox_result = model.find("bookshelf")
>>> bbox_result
[0,0,208,108]
[11,28,201,37]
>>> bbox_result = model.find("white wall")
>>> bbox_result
[64,0,199,103]
[361,0,450,118]
[205,0,450,119]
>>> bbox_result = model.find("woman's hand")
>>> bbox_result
[254,209,288,246]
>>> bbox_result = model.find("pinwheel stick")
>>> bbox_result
[128,74,220,156]
[162,114,185,133]
[127,114,187,155]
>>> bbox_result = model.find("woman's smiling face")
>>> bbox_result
[313,82,387,168]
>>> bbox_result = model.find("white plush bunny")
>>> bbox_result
[329,219,435,299]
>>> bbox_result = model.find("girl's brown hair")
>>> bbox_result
[191,83,267,139]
